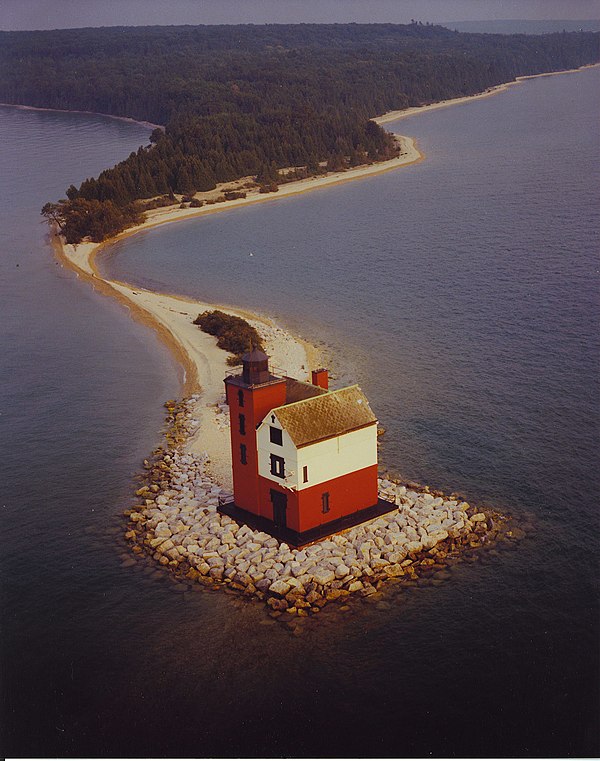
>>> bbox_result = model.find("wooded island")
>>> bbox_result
[1,22,597,242]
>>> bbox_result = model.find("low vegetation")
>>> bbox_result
[194,310,264,365]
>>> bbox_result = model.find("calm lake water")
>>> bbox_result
[1,67,599,757]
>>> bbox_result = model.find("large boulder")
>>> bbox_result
[335,563,350,579]
[313,568,335,586]
[154,522,172,538]
[347,580,364,592]
[269,579,291,596]
[386,564,404,577]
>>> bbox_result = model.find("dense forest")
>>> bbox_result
[1,23,597,241]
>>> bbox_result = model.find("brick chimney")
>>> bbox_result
[311,368,329,390]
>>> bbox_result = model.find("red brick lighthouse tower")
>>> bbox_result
[223,349,386,544]
[224,349,288,516]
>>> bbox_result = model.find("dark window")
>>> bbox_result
[303,465,309,483]
[270,454,285,478]
[269,426,283,446]
[321,492,330,514]
[240,444,247,465]
[239,413,246,435]
[238,389,244,407]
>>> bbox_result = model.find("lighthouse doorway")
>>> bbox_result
[270,490,288,528]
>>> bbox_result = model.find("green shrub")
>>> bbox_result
[258,183,279,194]
[139,194,176,211]
[193,310,264,362]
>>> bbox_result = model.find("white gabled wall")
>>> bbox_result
[257,413,377,491]
[257,412,299,488]
[296,424,377,490]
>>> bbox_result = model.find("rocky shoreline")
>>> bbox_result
[124,397,522,625]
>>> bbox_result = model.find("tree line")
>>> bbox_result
[1,23,596,242]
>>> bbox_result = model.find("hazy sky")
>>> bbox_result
[2,0,600,30]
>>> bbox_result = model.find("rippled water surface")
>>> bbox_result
[1,68,599,757]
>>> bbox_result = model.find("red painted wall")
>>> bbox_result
[225,377,287,514]
[256,465,378,533]
[296,464,379,532]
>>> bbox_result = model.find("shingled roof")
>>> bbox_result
[273,385,377,448]
[285,376,328,404]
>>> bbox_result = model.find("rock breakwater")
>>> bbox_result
[124,397,517,622]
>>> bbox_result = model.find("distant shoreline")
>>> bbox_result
[0,101,164,131]
[374,62,600,124]
[56,62,600,282]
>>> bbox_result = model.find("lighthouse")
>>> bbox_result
[222,349,390,544]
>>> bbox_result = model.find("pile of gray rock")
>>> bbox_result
[125,398,506,616]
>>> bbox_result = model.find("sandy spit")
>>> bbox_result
[54,231,317,487]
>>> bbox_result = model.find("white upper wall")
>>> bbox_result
[296,424,377,489]
[257,412,298,487]
[257,412,377,490]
